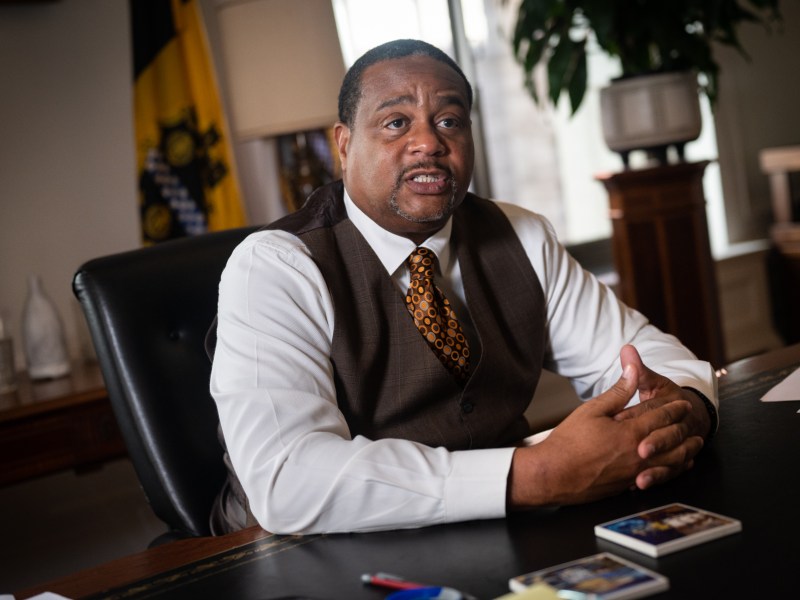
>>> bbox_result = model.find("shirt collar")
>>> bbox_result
[343,188,453,276]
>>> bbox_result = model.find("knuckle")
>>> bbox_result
[676,443,690,464]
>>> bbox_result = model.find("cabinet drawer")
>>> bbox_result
[0,400,126,486]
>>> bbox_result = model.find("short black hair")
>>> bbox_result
[337,39,473,127]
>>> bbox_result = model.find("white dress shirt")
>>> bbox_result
[209,191,717,534]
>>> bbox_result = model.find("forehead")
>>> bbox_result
[356,55,469,117]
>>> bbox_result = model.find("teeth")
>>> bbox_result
[413,174,439,183]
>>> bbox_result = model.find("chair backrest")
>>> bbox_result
[73,226,260,537]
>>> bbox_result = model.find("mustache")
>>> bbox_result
[398,162,453,180]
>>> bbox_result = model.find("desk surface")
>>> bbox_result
[17,345,800,600]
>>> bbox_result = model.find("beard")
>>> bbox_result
[388,162,459,224]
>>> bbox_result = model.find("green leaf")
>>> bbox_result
[524,35,548,73]
[505,0,785,114]
[568,49,588,115]
[547,32,574,105]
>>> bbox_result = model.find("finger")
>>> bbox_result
[614,395,672,422]
[636,458,695,490]
[636,466,675,490]
[636,399,692,438]
[612,346,644,420]
[638,419,693,460]
[619,344,644,376]
[622,344,657,386]
[587,363,638,416]
[635,436,704,489]
[621,344,670,401]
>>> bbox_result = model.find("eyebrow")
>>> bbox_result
[376,93,467,112]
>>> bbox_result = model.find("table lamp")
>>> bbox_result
[215,0,346,211]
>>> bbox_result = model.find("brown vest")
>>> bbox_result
[270,181,546,449]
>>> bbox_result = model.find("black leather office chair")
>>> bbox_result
[73,226,260,541]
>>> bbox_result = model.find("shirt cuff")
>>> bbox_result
[444,447,516,523]
[683,386,719,440]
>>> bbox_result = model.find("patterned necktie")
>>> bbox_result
[405,247,471,381]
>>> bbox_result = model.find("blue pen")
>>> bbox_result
[384,586,475,600]
[361,572,476,600]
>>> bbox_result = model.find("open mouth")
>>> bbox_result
[411,173,441,183]
[404,169,452,195]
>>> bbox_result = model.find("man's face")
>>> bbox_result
[334,55,474,243]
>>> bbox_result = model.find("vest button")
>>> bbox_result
[461,401,474,414]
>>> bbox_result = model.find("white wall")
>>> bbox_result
[0,0,139,368]
[0,0,288,371]
[714,1,800,243]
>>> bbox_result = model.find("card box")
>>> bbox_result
[509,552,668,599]
[594,503,742,557]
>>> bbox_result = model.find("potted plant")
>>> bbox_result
[508,0,783,165]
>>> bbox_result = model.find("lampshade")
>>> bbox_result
[215,0,346,140]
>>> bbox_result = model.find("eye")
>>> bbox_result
[386,118,407,130]
[438,117,460,129]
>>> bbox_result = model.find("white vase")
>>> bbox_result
[22,274,71,380]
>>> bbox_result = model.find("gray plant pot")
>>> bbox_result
[600,71,702,167]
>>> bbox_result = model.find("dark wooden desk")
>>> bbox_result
[0,362,125,487]
[17,346,800,599]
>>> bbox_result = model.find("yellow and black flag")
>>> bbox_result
[131,0,247,244]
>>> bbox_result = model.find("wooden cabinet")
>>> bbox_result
[0,362,125,486]
[597,161,726,367]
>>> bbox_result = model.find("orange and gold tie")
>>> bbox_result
[405,247,470,381]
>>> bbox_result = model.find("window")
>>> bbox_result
[333,0,726,248]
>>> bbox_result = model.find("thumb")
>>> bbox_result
[620,344,646,379]
[621,343,664,400]
[588,362,638,416]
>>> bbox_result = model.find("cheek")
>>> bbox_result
[454,143,475,183]
[359,147,395,184]
[454,137,474,164]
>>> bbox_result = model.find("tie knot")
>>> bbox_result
[408,247,435,281]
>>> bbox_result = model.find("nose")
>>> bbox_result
[407,121,445,156]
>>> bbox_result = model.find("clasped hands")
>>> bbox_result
[508,345,710,510]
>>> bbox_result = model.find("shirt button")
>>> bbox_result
[461,401,474,414]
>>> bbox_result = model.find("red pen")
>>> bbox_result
[361,572,428,591]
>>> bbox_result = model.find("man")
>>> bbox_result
[208,39,717,535]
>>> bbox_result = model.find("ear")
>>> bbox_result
[333,122,351,171]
